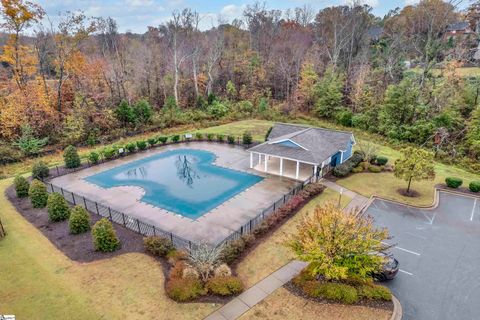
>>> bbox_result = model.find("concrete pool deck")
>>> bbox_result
[51,142,297,245]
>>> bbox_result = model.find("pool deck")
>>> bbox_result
[51,142,297,245]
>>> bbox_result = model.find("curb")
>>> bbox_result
[390,294,402,320]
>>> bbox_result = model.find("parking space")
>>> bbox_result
[365,191,480,320]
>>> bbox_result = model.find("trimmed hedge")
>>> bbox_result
[147,137,157,146]
[69,206,90,234]
[32,161,49,180]
[206,133,214,141]
[63,145,81,168]
[375,156,389,166]
[88,151,99,164]
[227,135,235,144]
[47,193,70,222]
[368,165,382,173]
[143,236,175,257]
[206,276,243,296]
[14,175,29,198]
[92,218,120,252]
[166,278,204,302]
[125,142,136,153]
[195,132,203,140]
[469,181,480,193]
[136,140,147,150]
[29,179,48,208]
[171,135,180,143]
[303,281,359,304]
[333,151,364,177]
[242,132,252,145]
[445,177,463,189]
[357,283,392,301]
[158,136,168,144]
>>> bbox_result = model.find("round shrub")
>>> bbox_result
[217,134,225,142]
[47,193,70,221]
[88,151,99,164]
[63,145,81,168]
[136,140,147,150]
[227,135,235,144]
[91,218,120,252]
[147,137,157,147]
[375,156,389,166]
[69,206,90,234]
[206,133,214,141]
[206,276,243,296]
[368,165,382,173]
[445,177,463,189]
[13,175,29,198]
[214,264,232,277]
[242,132,252,145]
[158,136,168,144]
[304,281,358,304]
[32,161,49,180]
[351,166,364,173]
[171,135,180,143]
[166,278,204,302]
[358,284,392,301]
[195,132,203,140]
[125,142,136,153]
[143,236,175,257]
[469,181,480,193]
[101,146,117,160]
[182,265,200,280]
[29,179,48,208]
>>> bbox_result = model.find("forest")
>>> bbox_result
[0,0,479,172]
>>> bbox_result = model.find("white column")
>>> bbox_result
[250,152,253,168]
[340,151,344,164]
[258,153,261,165]
[296,161,300,179]
[314,165,318,176]
[279,157,284,176]
[264,154,268,172]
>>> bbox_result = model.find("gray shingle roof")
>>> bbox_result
[447,22,469,32]
[248,123,354,164]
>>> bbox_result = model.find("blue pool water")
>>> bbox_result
[85,149,263,219]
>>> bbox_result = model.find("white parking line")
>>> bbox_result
[399,269,414,276]
[382,242,421,256]
[470,198,477,221]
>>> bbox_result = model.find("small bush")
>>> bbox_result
[136,140,147,150]
[206,276,243,296]
[214,264,232,277]
[147,137,157,147]
[125,142,136,153]
[88,151,99,164]
[368,165,382,173]
[217,134,225,142]
[167,250,187,265]
[206,133,214,141]
[195,132,203,140]
[171,135,180,143]
[303,281,358,304]
[182,265,200,280]
[445,177,463,189]
[220,238,246,264]
[166,278,204,302]
[352,166,364,173]
[29,179,48,208]
[91,218,120,252]
[47,193,70,222]
[469,181,480,193]
[358,284,392,301]
[359,161,370,169]
[32,161,49,180]
[375,156,389,166]
[101,146,117,160]
[292,268,316,287]
[143,236,175,257]
[170,260,187,279]
[333,151,364,177]
[227,135,235,144]
[14,175,29,198]
[158,136,168,144]
[63,145,81,169]
[242,132,253,145]
[69,206,90,234]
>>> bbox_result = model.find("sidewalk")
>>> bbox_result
[320,179,369,212]
[205,261,308,320]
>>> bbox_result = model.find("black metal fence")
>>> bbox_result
[43,138,319,249]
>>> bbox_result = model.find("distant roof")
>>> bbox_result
[446,22,470,32]
[368,26,384,39]
[248,123,354,165]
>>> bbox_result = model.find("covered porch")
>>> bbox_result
[249,152,320,181]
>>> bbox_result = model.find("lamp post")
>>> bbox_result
[338,188,343,208]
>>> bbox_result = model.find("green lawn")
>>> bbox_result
[0,178,218,319]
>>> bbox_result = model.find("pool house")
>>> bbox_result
[248,123,356,181]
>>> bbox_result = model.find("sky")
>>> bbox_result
[35,0,467,33]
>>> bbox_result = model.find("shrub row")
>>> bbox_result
[220,183,326,264]
[333,151,364,177]
[445,177,480,193]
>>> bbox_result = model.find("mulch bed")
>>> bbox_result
[6,184,145,263]
[436,184,480,197]
[397,188,420,198]
[284,280,394,311]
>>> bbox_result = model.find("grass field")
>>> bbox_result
[0,179,218,320]
[410,67,480,78]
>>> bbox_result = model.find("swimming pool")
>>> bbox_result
[85,149,263,219]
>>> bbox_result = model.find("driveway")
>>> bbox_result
[365,191,480,320]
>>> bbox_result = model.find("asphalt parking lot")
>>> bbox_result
[365,191,480,320]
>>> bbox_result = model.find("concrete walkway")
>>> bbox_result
[205,180,369,320]
[205,260,308,320]
[320,179,369,212]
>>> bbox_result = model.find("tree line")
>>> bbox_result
[0,0,479,172]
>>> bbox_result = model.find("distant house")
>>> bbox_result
[367,26,384,42]
[445,22,474,37]
[247,123,355,180]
